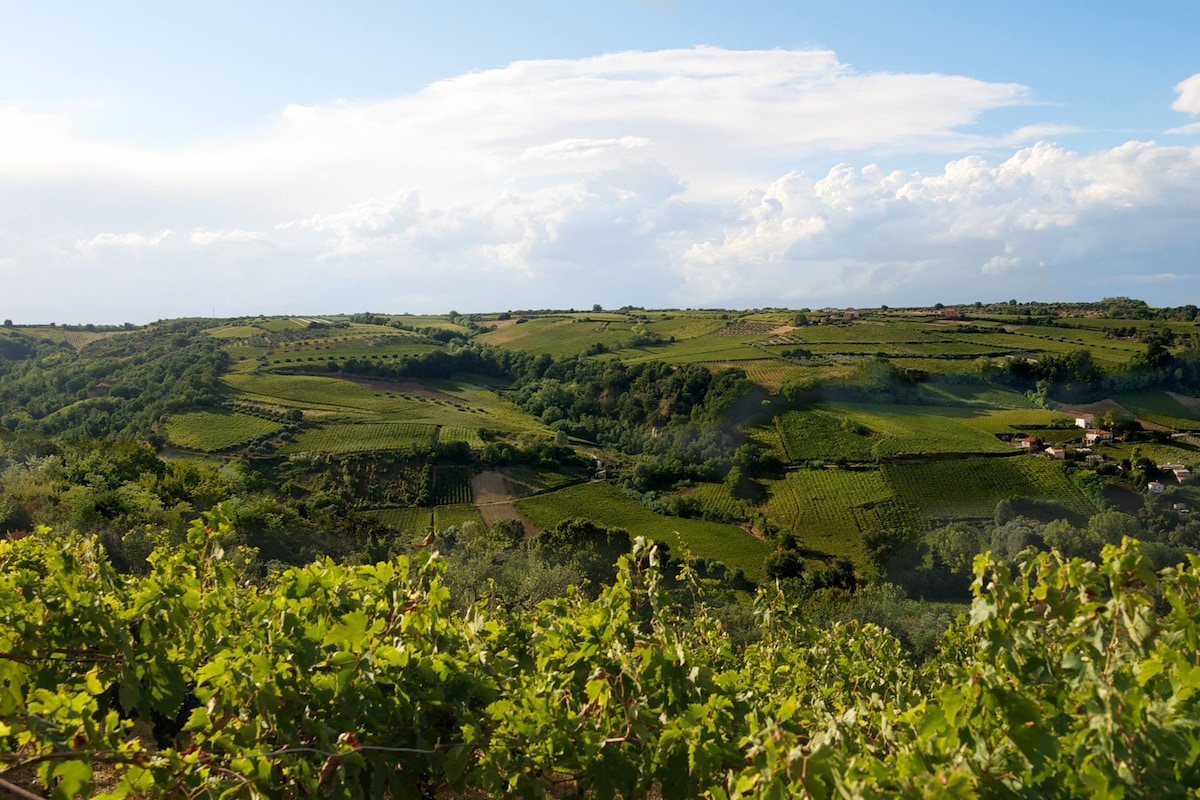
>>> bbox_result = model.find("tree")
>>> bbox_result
[592,303,603,312]
[2,319,11,327]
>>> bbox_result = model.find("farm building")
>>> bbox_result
[1173,502,1191,513]
[1017,435,1042,450]
[1084,429,1113,445]
[1074,414,1095,428]
[1158,463,1193,483]
[1148,482,1166,494]
[1044,446,1066,460]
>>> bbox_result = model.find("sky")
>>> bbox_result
[2,1,1199,323]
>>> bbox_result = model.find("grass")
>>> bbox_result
[280,423,438,454]
[222,371,539,431]
[164,411,280,451]
[830,403,1015,456]
[516,481,769,582]
[369,507,433,532]
[920,382,1039,409]
[433,504,484,531]
[1116,391,1200,430]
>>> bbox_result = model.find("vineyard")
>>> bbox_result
[281,422,439,454]
[516,482,769,581]
[883,456,1097,522]
[368,506,432,532]
[673,481,749,522]
[772,408,880,462]
[164,411,280,451]
[432,466,473,505]
[439,425,485,449]
[9,518,1195,798]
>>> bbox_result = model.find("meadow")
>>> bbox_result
[516,481,769,581]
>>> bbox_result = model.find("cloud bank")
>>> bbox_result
[1,48,1198,322]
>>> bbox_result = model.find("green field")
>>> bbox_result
[516,482,769,581]
[433,504,484,531]
[829,404,1016,457]
[280,422,438,454]
[164,411,280,451]
[770,408,880,462]
[882,456,1096,522]
[438,426,485,449]
[222,371,537,431]
[1116,391,1200,430]
[369,507,432,532]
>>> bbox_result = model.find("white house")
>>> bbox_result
[1075,414,1095,429]
[1084,429,1113,445]
[1148,482,1166,494]
[1044,446,1066,460]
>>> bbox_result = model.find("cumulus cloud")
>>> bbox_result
[3,48,1200,322]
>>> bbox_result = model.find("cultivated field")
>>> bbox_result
[165,411,280,451]
[516,482,769,581]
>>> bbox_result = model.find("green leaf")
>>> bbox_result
[49,758,92,800]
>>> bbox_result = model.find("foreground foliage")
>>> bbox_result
[3,512,1200,798]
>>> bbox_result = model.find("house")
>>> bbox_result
[1075,414,1095,429]
[1086,453,1106,463]
[843,308,861,321]
[1044,446,1066,460]
[1148,482,1165,494]
[1084,429,1113,445]
[1017,435,1042,450]
[1172,468,1192,484]
[1173,502,1191,513]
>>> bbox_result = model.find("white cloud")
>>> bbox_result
[75,229,173,254]
[1167,122,1200,136]
[189,228,267,246]
[1173,73,1200,115]
[4,49,1200,321]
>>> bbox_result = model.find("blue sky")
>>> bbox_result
[2,1,1198,322]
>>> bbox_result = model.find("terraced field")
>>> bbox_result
[164,411,280,451]
[516,482,769,581]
